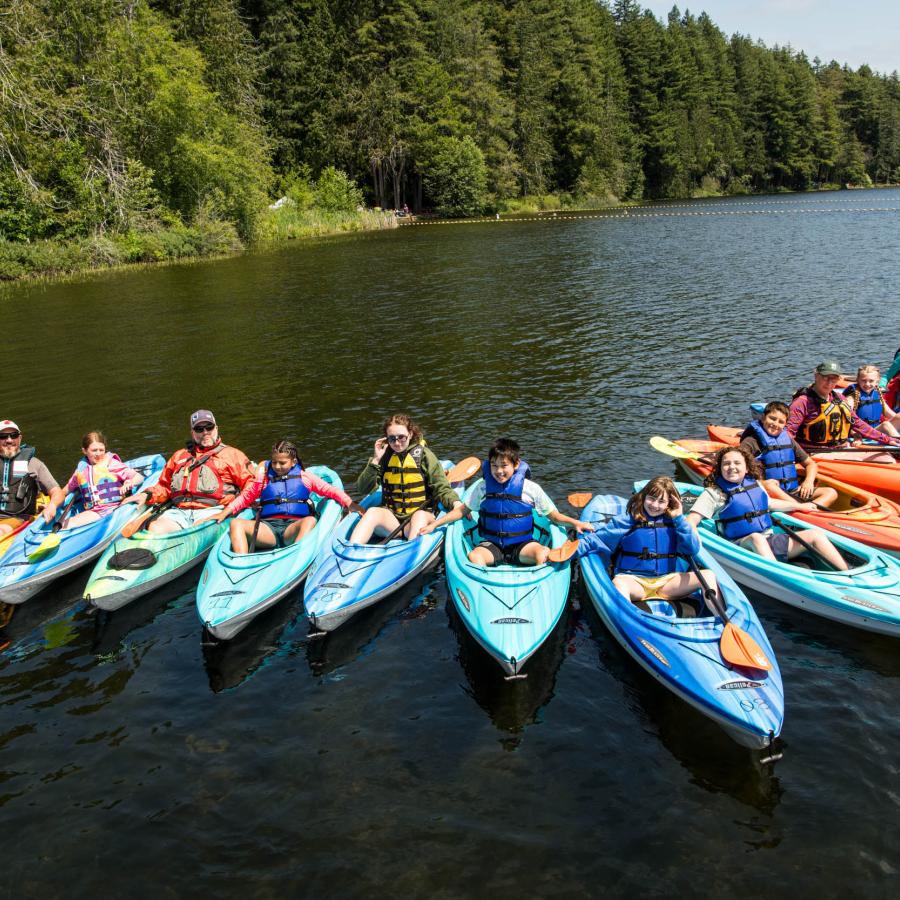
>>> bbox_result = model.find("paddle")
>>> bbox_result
[809,445,900,457]
[248,504,263,553]
[773,516,847,572]
[649,435,718,462]
[121,497,175,539]
[547,539,579,563]
[685,555,772,671]
[27,493,78,559]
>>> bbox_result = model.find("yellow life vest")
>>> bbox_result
[797,389,853,446]
[380,443,430,517]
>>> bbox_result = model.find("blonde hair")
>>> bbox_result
[857,364,879,379]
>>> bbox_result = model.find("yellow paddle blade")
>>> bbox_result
[721,622,772,671]
[649,435,701,460]
[548,539,579,563]
[27,532,61,560]
[446,456,481,483]
[566,492,593,509]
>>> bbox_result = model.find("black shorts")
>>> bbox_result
[262,514,315,548]
[475,540,530,566]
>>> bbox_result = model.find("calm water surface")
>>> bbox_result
[2,190,900,897]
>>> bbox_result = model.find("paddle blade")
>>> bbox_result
[566,492,593,509]
[27,532,61,560]
[446,456,481,483]
[649,435,700,460]
[121,509,152,539]
[548,539,579,563]
[720,622,772,671]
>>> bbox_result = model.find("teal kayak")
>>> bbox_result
[84,510,250,611]
[445,480,572,678]
[196,466,344,640]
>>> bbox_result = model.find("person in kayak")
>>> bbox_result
[878,347,900,391]
[421,437,592,566]
[739,401,838,507]
[131,410,254,534]
[686,446,849,570]
[350,413,463,543]
[787,360,900,460]
[0,419,60,538]
[213,439,364,553]
[574,476,713,616]
[842,365,900,436]
[46,431,145,529]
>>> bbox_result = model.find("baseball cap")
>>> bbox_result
[190,409,217,428]
[0,419,20,435]
[815,360,842,376]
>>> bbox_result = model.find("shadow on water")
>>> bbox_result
[446,591,569,740]
[305,572,440,676]
[576,582,784,815]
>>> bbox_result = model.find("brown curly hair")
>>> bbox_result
[703,445,763,488]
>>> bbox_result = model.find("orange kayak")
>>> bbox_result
[706,424,900,506]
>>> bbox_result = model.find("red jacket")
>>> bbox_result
[147,442,254,508]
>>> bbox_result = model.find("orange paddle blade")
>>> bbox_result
[446,456,481,482]
[720,622,772,671]
[566,492,593,509]
[121,508,153,539]
[548,539,579,563]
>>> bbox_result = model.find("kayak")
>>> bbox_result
[84,506,249,612]
[578,494,784,750]
[675,480,900,636]
[0,455,165,605]
[445,480,571,678]
[672,438,900,557]
[707,424,900,503]
[196,465,344,640]
[303,487,445,633]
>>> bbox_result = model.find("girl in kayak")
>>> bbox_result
[48,431,145,529]
[842,365,900,436]
[351,414,463,543]
[686,446,849,570]
[214,440,362,554]
[574,476,713,616]
[421,437,592,565]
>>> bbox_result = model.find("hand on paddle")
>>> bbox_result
[347,501,366,516]
[212,506,234,523]
[41,501,58,524]
[121,490,148,506]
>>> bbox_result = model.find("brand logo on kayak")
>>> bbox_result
[211,590,244,597]
[491,617,530,625]
[717,680,764,691]
[455,588,470,611]
[639,639,670,667]
[832,523,873,536]
[319,583,350,590]
[841,594,887,612]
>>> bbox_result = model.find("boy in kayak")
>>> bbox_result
[421,438,592,565]
[738,401,838,507]
[842,365,900,437]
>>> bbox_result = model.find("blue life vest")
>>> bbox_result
[259,462,313,519]
[714,475,772,541]
[612,515,680,576]
[745,419,799,493]
[477,460,534,548]
[845,383,884,428]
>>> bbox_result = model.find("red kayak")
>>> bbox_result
[706,425,900,505]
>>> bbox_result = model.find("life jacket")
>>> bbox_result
[259,461,313,519]
[478,460,535,548]
[845,383,885,427]
[74,453,124,511]
[170,443,237,507]
[744,419,799,492]
[795,387,853,446]
[380,442,430,517]
[612,515,680,576]
[714,475,773,541]
[0,444,38,517]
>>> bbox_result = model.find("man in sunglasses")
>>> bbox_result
[130,410,254,534]
[0,419,61,538]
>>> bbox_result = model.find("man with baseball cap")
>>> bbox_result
[130,409,254,534]
[788,361,900,456]
[0,420,61,538]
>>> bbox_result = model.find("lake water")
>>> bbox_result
[2,189,900,896]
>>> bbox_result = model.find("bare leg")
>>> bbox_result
[741,532,777,561]
[64,510,102,529]
[349,507,402,544]
[283,516,317,545]
[517,540,550,566]
[787,531,849,570]
[230,519,276,553]
[147,516,182,534]
[404,509,435,540]
[811,486,838,507]
[467,546,497,566]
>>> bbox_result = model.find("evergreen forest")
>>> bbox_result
[2,0,899,267]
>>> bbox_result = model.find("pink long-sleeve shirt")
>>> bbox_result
[787,389,899,449]
[226,463,352,517]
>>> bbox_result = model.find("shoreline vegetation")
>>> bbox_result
[2,1,899,286]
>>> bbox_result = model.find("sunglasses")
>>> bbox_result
[386,434,409,443]
[192,423,216,433]
[0,432,21,441]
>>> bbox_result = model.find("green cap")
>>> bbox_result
[815,360,842,376]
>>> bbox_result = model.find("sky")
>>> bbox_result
[640,1,900,75]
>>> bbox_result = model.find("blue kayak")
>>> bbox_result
[196,465,344,640]
[579,494,784,750]
[0,454,165,605]
[445,480,572,678]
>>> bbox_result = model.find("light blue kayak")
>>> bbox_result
[445,480,572,678]
[196,465,344,640]
[673,480,900,636]
[579,494,784,750]
[0,454,165,605]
